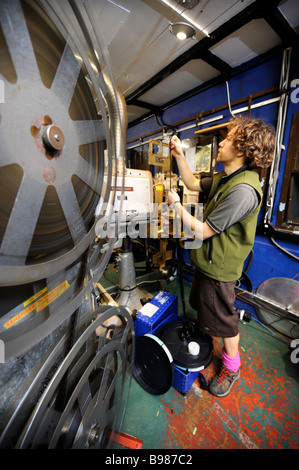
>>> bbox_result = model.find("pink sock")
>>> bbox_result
[222,347,240,373]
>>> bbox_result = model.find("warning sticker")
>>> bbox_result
[4,280,70,329]
[23,287,48,307]
[138,302,159,318]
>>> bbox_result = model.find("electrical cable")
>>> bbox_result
[236,294,292,344]
[226,81,235,118]
[168,135,187,317]
[250,316,291,345]
[270,237,299,262]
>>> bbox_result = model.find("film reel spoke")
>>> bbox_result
[97,353,122,405]
[51,42,82,110]
[0,0,41,82]
[0,0,116,282]
[0,175,46,265]
[73,120,106,146]
[69,359,124,449]
[15,307,133,449]
[55,182,87,244]
[74,155,102,195]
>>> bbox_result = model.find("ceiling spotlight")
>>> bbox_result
[169,22,196,40]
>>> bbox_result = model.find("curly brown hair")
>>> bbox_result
[227,116,275,169]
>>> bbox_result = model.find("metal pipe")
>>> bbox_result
[264,47,292,226]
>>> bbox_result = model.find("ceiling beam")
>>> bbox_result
[263,8,299,47]
[128,99,162,114]
[198,50,232,79]
[127,44,284,128]
[127,51,232,118]
[126,0,283,107]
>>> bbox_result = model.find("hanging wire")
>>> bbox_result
[226,81,235,118]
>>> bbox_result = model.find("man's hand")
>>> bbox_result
[167,189,180,205]
[170,135,184,159]
[169,135,202,193]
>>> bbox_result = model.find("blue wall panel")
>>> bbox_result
[127,54,283,146]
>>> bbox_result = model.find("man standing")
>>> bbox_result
[167,116,275,397]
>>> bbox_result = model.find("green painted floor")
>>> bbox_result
[102,264,299,450]
[120,321,298,449]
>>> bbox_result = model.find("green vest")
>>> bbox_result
[190,169,262,282]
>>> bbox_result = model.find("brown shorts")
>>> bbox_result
[189,269,239,338]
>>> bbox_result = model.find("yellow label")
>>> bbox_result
[4,280,70,329]
[23,287,48,307]
[84,277,88,300]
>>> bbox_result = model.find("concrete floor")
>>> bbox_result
[102,263,299,450]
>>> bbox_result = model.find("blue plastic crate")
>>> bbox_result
[134,291,178,337]
[173,366,202,395]
[134,293,210,395]
[152,313,208,394]
[152,313,182,335]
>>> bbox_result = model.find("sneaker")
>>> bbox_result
[209,365,240,397]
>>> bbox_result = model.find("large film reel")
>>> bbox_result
[0,0,126,284]
[0,0,127,356]
[0,306,134,449]
[0,0,131,449]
